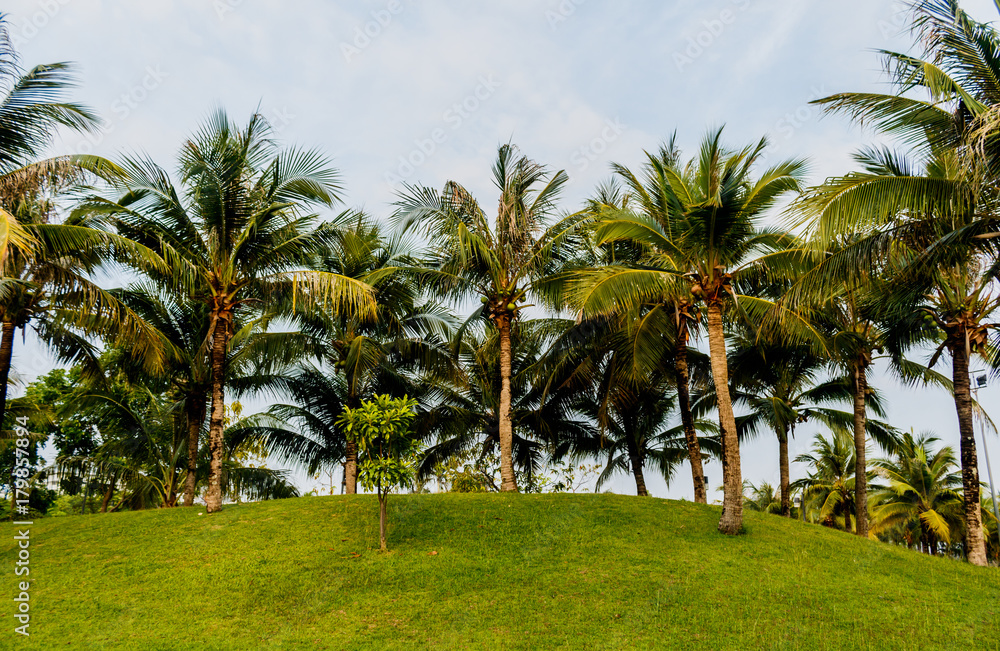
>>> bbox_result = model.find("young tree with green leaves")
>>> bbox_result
[261,213,455,493]
[337,394,420,552]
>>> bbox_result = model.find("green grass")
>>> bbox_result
[2,493,999,650]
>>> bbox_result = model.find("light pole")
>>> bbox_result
[971,372,1000,552]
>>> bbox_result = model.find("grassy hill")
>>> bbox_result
[2,493,998,650]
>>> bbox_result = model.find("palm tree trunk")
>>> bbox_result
[623,418,648,497]
[707,302,742,534]
[778,425,790,517]
[204,316,230,514]
[674,337,706,503]
[344,393,359,494]
[851,359,868,538]
[0,321,15,434]
[497,315,518,492]
[182,393,207,507]
[344,441,358,494]
[951,344,988,566]
[1,321,17,519]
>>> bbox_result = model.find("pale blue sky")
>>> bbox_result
[6,0,1000,500]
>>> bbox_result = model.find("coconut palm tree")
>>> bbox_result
[575,160,711,503]
[227,365,350,488]
[0,13,105,435]
[797,142,997,563]
[742,481,783,514]
[793,430,860,531]
[870,431,964,555]
[418,320,593,491]
[571,388,719,497]
[539,309,718,497]
[883,254,999,561]
[565,128,807,533]
[794,0,1000,561]
[260,213,455,493]
[112,285,212,506]
[394,143,585,492]
[81,111,375,512]
[53,388,298,511]
[726,331,898,518]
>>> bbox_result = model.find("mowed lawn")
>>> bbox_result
[2,493,999,650]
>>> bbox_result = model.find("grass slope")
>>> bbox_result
[2,493,999,650]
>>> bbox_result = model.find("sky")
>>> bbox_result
[5,0,1000,501]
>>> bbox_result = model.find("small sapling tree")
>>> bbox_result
[336,394,419,551]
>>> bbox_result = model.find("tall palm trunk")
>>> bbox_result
[497,315,517,492]
[182,393,207,507]
[623,417,648,497]
[204,316,230,513]
[951,344,987,566]
[778,424,790,517]
[707,302,742,534]
[850,359,868,538]
[674,336,706,503]
[344,392,359,494]
[2,320,18,520]
[344,441,358,494]
[0,321,16,436]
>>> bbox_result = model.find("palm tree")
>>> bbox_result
[228,365,350,488]
[418,320,592,491]
[83,111,375,512]
[798,144,996,562]
[798,0,1000,563]
[575,389,719,497]
[793,430,859,531]
[870,431,964,555]
[540,310,718,497]
[394,143,584,492]
[0,13,103,435]
[265,213,455,493]
[742,481,783,515]
[113,285,211,507]
[726,331,898,518]
[54,388,298,511]
[884,255,999,562]
[576,163,711,503]
[566,128,806,533]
